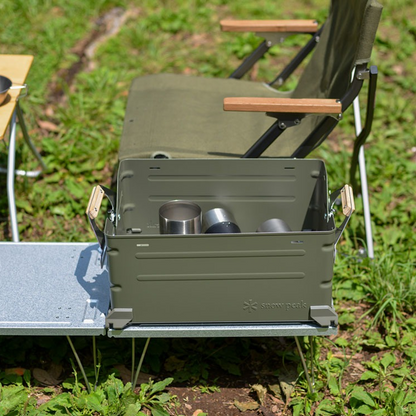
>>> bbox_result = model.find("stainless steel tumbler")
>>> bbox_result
[202,208,241,234]
[159,200,202,234]
[256,218,291,233]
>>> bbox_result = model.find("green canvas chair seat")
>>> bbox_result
[119,0,382,162]
[119,74,319,160]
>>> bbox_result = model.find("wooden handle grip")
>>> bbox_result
[86,186,105,220]
[341,185,355,217]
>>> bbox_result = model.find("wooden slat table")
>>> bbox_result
[0,54,45,242]
[0,54,33,140]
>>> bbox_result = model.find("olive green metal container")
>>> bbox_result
[93,158,351,329]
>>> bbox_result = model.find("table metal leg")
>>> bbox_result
[131,338,136,386]
[132,338,151,390]
[7,111,19,242]
[294,336,314,393]
[67,335,92,393]
[309,336,315,387]
[0,102,46,178]
[16,102,46,171]
[3,103,47,241]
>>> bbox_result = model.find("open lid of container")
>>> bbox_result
[114,158,331,235]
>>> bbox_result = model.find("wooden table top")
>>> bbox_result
[0,54,34,140]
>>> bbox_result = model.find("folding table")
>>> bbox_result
[0,241,336,392]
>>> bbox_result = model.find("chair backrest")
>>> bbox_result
[292,0,383,100]
[274,0,383,158]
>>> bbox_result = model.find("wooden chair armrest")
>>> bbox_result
[220,20,318,33]
[223,97,342,114]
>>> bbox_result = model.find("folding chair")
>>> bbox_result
[120,0,382,160]
[119,0,382,254]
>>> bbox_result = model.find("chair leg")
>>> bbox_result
[358,147,374,259]
[7,111,19,242]
[353,97,374,259]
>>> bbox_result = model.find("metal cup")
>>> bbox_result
[159,200,202,234]
[256,218,291,233]
[202,208,241,234]
[0,75,26,106]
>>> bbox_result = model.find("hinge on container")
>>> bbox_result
[100,185,117,226]
[326,187,342,221]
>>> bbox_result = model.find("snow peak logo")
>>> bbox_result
[243,299,258,313]
[261,301,307,311]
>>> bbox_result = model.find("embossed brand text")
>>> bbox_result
[261,301,307,311]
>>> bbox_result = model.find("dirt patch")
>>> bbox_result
[164,362,297,416]
[170,387,253,416]
[168,386,291,416]
[48,7,140,104]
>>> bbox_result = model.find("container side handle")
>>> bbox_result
[335,185,355,245]
[86,185,116,251]
[86,186,106,250]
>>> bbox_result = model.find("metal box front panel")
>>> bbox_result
[106,231,335,324]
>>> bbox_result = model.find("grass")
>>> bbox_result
[1,0,416,414]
